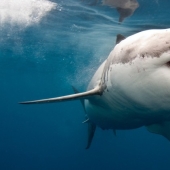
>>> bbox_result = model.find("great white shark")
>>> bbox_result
[20,29,170,149]
[83,0,139,22]
[102,0,139,22]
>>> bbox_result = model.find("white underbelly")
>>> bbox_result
[85,58,170,129]
[85,93,170,130]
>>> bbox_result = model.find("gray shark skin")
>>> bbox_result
[20,29,170,148]
[83,0,139,22]
[102,0,139,22]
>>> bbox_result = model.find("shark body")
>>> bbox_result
[21,29,170,148]
[83,0,139,22]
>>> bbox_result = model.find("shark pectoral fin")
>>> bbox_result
[72,86,79,94]
[86,122,96,149]
[146,121,170,141]
[72,86,86,111]
[72,86,96,149]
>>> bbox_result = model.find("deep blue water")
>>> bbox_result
[1,0,170,169]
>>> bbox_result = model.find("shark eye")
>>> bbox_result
[166,61,170,67]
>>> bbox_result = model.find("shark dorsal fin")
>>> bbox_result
[116,34,126,44]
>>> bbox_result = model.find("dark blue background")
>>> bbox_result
[0,0,170,169]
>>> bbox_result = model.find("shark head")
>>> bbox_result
[105,29,170,111]
[85,29,170,131]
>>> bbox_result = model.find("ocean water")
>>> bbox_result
[1,0,170,169]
